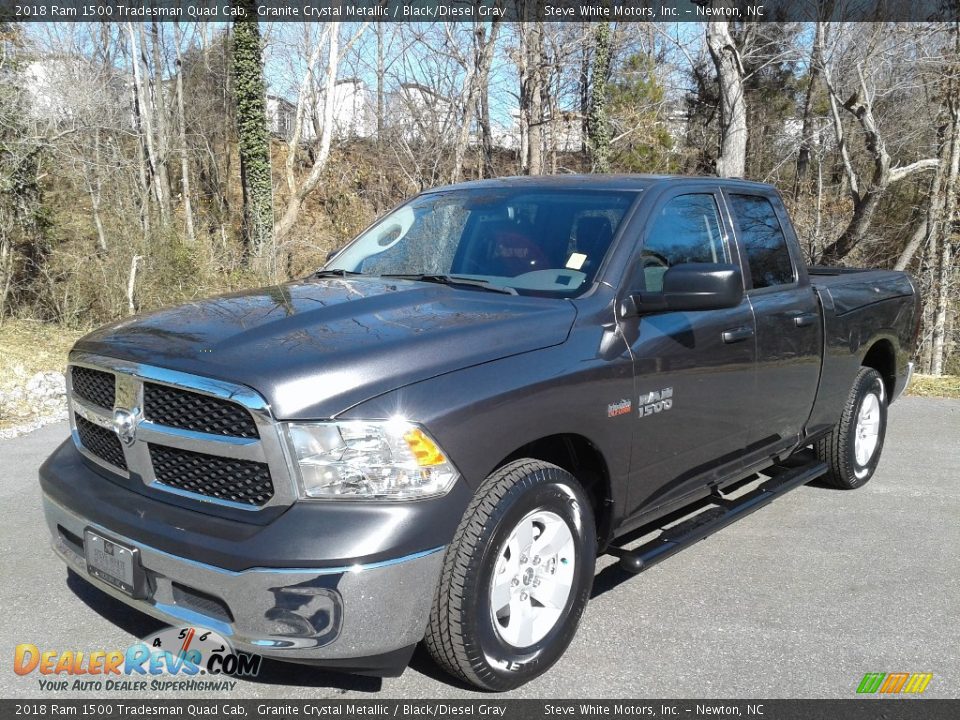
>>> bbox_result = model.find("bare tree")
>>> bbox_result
[274,23,368,243]
[448,16,502,183]
[930,25,960,375]
[173,21,196,245]
[793,21,824,198]
[514,18,547,175]
[127,23,169,223]
[817,24,940,262]
[705,7,747,178]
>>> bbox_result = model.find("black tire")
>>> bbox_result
[815,367,888,489]
[424,459,596,691]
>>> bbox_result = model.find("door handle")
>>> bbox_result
[792,312,817,328]
[722,326,755,344]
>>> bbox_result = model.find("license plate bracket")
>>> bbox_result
[83,529,147,599]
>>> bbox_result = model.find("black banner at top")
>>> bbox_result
[2,0,959,23]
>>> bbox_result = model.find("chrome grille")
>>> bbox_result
[149,444,273,506]
[144,382,259,438]
[71,366,115,410]
[75,415,127,470]
[67,354,295,512]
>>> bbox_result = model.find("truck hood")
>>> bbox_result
[74,277,576,418]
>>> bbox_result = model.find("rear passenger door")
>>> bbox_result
[723,191,822,457]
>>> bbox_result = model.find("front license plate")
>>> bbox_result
[84,530,143,598]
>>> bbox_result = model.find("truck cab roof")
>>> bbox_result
[430,174,779,195]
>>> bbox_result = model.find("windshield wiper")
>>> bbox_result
[314,269,365,278]
[380,274,518,295]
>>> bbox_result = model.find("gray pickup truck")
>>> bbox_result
[41,175,919,690]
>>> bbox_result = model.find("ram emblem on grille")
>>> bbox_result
[112,408,139,447]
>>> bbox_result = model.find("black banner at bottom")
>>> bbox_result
[2,699,958,720]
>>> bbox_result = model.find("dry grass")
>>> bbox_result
[0,320,85,429]
[906,374,960,400]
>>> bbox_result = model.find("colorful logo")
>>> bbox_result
[607,399,632,417]
[856,672,933,694]
[14,625,261,679]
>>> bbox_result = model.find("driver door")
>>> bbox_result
[620,188,758,517]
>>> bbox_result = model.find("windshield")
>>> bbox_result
[325,188,639,297]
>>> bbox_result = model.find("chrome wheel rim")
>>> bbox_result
[489,509,576,648]
[854,391,881,468]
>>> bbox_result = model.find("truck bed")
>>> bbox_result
[809,266,915,316]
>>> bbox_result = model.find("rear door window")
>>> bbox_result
[729,194,796,289]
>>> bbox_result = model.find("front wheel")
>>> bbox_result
[424,459,596,691]
[815,367,888,489]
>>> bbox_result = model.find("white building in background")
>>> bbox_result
[20,54,128,126]
[266,94,296,139]
[330,78,374,138]
[267,78,374,143]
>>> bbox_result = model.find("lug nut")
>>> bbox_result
[520,592,528,601]
[520,555,528,564]
[532,555,541,565]
[511,577,519,587]
[533,579,541,587]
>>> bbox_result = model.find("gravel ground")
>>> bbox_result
[1,396,958,699]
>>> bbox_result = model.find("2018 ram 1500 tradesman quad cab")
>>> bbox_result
[41,176,919,690]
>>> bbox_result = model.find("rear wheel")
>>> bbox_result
[424,459,596,691]
[815,367,888,489]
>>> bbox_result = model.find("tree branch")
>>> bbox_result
[889,158,940,183]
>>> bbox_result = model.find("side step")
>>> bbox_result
[606,460,828,575]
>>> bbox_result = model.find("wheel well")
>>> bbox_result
[862,340,896,400]
[498,434,612,543]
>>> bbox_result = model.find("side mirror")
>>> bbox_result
[621,263,744,317]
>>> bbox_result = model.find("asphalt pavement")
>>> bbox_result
[2,396,958,699]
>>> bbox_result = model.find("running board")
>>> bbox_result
[606,460,828,575]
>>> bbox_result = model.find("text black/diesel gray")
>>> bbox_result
[40,175,920,690]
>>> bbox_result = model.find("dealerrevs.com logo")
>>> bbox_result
[14,626,261,692]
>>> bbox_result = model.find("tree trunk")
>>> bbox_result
[516,26,530,174]
[793,21,823,199]
[451,19,502,183]
[149,20,173,224]
[87,130,108,252]
[174,21,196,245]
[126,25,152,240]
[232,2,275,270]
[274,23,341,244]
[579,22,591,156]
[127,23,166,223]
[527,22,545,175]
[930,237,953,376]
[479,72,494,178]
[587,22,611,174]
[930,97,960,374]
[706,13,747,178]
[894,126,948,272]
[820,191,884,263]
[127,255,142,315]
[376,23,385,145]
[894,218,930,272]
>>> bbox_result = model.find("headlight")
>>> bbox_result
[284,420,459,499]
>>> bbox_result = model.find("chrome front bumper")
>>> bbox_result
[43,493,444,661]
